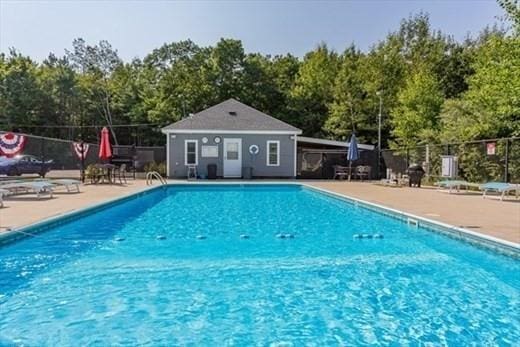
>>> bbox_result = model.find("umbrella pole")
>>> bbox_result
[348,161,352,181]
[80,142,85,183]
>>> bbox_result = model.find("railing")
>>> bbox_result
[146,171,167,186]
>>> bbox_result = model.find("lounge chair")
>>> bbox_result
[36,178,81,193]
[0,179,24,186]
[0,188,10,207]
[378,172,408,187]
[435,180,479,194]
[49,179,81,193]
[1,181,54,198]
[480,182,520,201]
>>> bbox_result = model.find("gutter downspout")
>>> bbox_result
[293,134,298,178]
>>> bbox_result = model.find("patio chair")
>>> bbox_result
[355,166,371,181]
[187,165,198,180]
[85,165,103,184]
[114,164,128,184]
[333,165,349,180]
[480,182,520,201]
[1,181,54,198]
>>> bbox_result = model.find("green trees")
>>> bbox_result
[211,39,246,101]
[391,65,444,148]
[0,51,46,130]
[439,34,520,141]
[498,0,520,34]
[142,40,215,124]
[289,44,339,136]
[66,39,123,144]
[325,46,367,141]
[0,2,518,149]
[38,54,80,135]
[463,35,520,137]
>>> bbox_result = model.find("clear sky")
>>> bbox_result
[0,0,505,61]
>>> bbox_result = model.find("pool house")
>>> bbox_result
[162,99,375,179]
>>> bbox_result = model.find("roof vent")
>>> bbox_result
[228,111,237,116]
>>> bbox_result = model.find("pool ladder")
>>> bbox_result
[146,171,167,186]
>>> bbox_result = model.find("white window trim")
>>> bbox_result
[184,139,198,166]
[266,140,280,167]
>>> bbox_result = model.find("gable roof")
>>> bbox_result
[162,99,302,134]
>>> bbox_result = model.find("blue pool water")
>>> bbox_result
[0,184,519,345]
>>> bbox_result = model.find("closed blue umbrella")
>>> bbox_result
[347,134,359,162]
[347,134,359,180]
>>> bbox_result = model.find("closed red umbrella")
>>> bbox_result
[98,127,112,161]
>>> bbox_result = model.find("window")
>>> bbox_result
[266,140,280,166]
[226,142,239,160]
[185,140,198,165]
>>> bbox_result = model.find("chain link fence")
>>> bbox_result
[298,148,377,179]
[381,137,520,184]
[14,125,164,147]
[0,132,166,179]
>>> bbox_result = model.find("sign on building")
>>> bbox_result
[201,146,218,158]
[486,142,496,155]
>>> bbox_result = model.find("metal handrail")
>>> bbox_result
[146,171,167,185]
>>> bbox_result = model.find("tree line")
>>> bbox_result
[0,7,518,148]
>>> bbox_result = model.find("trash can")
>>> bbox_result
[242,167,253,179]
[207,164,217,179]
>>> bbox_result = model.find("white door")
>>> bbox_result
[223,138,242,177]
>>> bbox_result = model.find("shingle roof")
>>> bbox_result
[162,99,301,133]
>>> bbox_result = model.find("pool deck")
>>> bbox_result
[307,181,519,244]
[0,180,150,233]
[0,179,518,244]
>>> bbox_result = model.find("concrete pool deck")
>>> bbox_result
[308,181,519,244]
[0,180,518,244]
[0,180,150,233]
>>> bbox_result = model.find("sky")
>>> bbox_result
[0,0,505,62]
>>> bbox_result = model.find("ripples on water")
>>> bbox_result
[0,185,518,345]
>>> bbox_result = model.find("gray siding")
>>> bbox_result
[167,133,296,178]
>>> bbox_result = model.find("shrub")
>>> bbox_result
[144,161,167,176]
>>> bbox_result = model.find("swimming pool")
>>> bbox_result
[0,184,518,345]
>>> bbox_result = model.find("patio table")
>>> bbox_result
[94,163,117,184]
